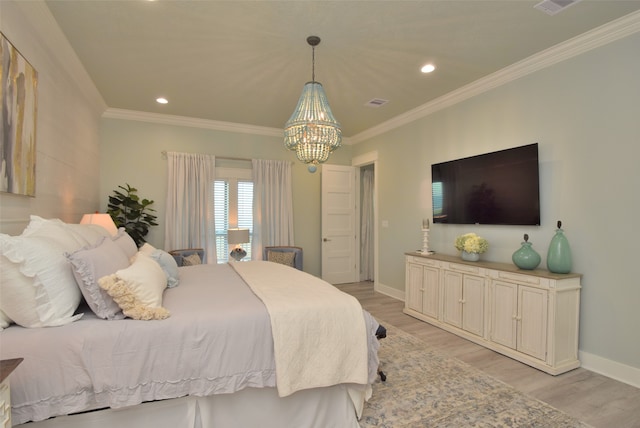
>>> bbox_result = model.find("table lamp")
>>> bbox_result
[228,228,250,261]
[80,212,118,236]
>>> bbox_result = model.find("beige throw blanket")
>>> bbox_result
[230,260,369,398]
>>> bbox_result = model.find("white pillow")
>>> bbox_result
[0,308,11,330]
[98,254,169,320]
[0,233,83,328]
[138,243,155,256]
[136,244,179,288]
[112,228,138,259]
[22,215,88,248]
[64,223,111,245]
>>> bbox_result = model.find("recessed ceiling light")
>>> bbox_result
[156,97,168,104]
[421,64,436,74]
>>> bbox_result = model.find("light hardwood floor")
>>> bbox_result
[338,281,640,428]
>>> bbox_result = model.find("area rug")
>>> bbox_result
[360,325,591,428]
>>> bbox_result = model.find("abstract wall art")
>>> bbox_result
[1,32,38,197]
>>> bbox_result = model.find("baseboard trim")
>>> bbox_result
[374,282,404,302]
[578,350,640,389]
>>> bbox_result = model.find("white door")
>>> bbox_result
[321,164,357,284]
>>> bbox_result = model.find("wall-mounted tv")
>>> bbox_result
[432,143,540,226]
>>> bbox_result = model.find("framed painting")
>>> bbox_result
[1,32,38,197]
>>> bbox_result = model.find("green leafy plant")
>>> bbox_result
[107,184,158,247]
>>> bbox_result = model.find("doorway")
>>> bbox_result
[353,151,378,288]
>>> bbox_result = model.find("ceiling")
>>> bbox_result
[45,1,640,138]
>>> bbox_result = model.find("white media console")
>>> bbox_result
[404,252,581,375]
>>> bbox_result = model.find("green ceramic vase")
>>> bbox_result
[546,220,572,274]
[461,251,480,262]
[512,234,541,270]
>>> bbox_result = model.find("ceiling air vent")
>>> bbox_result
[365,98,389,108]
[534,0,582,15]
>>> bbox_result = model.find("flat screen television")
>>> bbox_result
[432,143,540,226]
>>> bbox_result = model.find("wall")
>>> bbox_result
[0,1,105,234]
[99,117,352,277]
[352,32,640,382]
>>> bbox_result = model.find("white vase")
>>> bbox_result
[461,251,480,262]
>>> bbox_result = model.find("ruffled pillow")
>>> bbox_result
[0,231,83,328]
[112,228,138,260]
[98,254,169,320]
[67,237,130,320]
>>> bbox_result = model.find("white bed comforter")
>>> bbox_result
[230,261,369,396]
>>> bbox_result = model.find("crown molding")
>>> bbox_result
[350,10,640,144]
[102,108,285,138]
[103,108,354,145]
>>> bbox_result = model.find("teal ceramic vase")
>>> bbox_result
[512,233,541,270]
[546,220,572,274]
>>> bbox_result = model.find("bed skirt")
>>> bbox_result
[14,385,360,428]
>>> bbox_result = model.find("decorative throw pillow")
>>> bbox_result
[134,244,179,288]
[66,237,130,319]
[0,308,12,330]
[267,250,296,267]
[182,253,202,266]
[0,232,83,328]
[138,243,156,256]
[63,223,111,245]
[112,228,138,260]
[149,250,180,288]
[21,215,88,248]
[98,254,170,320]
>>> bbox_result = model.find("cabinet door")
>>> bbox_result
[442,270,463,328]
[406,262,425,313]
[462,274,485,337]
[517,285,548,360]
[422,266,440,319]
[490,280,518,349]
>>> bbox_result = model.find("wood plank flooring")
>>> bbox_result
[338,281,640,428]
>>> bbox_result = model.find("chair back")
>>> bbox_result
[263,246,303,270]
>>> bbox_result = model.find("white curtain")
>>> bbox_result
[360,168,374,281]
[164,152,216,263]
[251,159,294,260]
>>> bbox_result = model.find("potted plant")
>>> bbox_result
[107,183,158,247]
[454,233,488,262]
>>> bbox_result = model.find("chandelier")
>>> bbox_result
[284,36,342,173]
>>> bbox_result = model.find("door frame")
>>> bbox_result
[352,151,379,290]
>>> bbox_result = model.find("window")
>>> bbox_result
[214,167,253,263]
[432,181,443,218]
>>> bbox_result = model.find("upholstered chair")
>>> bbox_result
[263,246,303,271]
[169,248,205,266]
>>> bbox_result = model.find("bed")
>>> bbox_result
[0,217,380,427]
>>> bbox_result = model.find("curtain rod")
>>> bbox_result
[161,151,251,162]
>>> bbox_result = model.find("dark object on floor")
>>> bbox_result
[375,324,387,381]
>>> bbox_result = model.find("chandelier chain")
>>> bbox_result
[311,45,315,83]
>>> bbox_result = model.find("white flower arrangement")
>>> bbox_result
[454,233,489,254]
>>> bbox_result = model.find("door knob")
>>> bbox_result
[323,238,331,242]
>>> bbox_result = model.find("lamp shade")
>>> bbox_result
[227,228,250,245]
[80,213,118,236]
